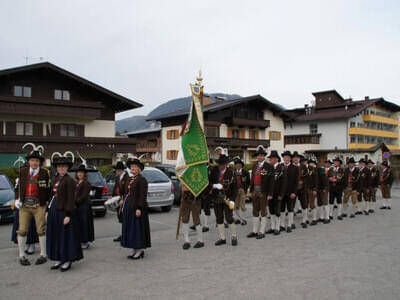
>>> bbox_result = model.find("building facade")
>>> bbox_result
[0,62,142,167]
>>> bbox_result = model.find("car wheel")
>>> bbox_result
[161,205,172,212]
[94,210,107,218]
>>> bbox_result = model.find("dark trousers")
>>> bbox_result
[268,197,281,217]
[280,195,295,213]
[201,194,212,216]
[298,188,307,210]
[214,202,233,225]
[329,189,343,205]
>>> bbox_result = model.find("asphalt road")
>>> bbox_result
[0,190,399,300]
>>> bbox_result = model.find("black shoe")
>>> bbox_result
[350,214,355,218]
[215,239,226,246]
[19,256,30,266]
[368,209,374,213]
[190,225,196,231]
[202,226,209,232]
[364,211,369,215]
[256,233,265,239]
[234,219,241,225]
[301,222,307,228]
[132,251,145,260]
[224,223,229,228]
[318,219,324,223]
[241,220,247,226]
[51,262,63,269]
[291,224,296,230]
[310,220,317,226]
[247,232,257,238]
[265,229,274,234]
[380,206,387,210]
[334,205,338,209]
[297,210,302,214]
[387,207,392,210]
[355,211,362,215]
[35,256,47,265]
[329,216,333,220]
[182,242,191,250]
[306,220,310,224]
[231,237,238,246]
[113,236,121,242]
[193,241,204,248]
[342,214,348,218]
[280,226,285,231]
[323,219,330,224]
[338,216,343,220]
[60,262,72,272]
[273,230,280,236]
[286,227,292,233]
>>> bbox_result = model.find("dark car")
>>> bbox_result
[68,168,110,217]
[154,164,182,204]
[0,173,16,223]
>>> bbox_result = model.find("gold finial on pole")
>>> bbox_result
[196,69,202,86]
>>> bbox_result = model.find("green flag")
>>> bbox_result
[175,74,209,197]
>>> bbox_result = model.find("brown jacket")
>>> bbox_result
[317,166,329,191]
[327,166,346,191]
[126,174,149,210]
[380,167,394,186]
[303,165,318,191]
[17,166,50,206]
[283,163,299,196]
[249,161,274,195]
[368,167,380,188]
[270,163,287,198]
[234,168,251,193]
[74,179,91,205]
[209,166,237,201]
[344,167,361,191]
[358,167,370,190]
[112,172,130,198]
[54,174,76,216]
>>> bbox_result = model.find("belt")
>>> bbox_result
[254,185,262,192]
[24,197,39,206]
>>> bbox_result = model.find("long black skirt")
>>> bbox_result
[11,209,39,244]
[121,203,151,250]
[77,203,95,243]
[46,197,83,262]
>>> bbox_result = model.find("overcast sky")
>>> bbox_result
[1,0,399,120]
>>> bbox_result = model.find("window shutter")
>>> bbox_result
[0,121,3,136]
[6,121,16,136]
[255,129,259,139]
[227,128,232,138]
[33,123,43,136]
[51,124,60,137]
[240,129,245,139]
[77,124,84,137]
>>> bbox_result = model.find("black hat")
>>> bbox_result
[292,151,301,158]
[308,159,317,165]
[113,161,126,170]
[268,150,280,159]
[281,151,292,158]
[333,157,342,164]
[216,154,230,165]
[52,156,73,168]
[325,159,333,165]
[234,158,245,166]
[347,157,356,164]
[300,155,307,162]
[75,164,88,172]
[253,145,267,157]
[26,150,45,163]
[126,158,144,171]
[367,159,374,165]
[381,161,390,167]
[358,158,367,164]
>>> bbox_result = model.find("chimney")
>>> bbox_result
[365,96,370,101]
[202,95,212,106]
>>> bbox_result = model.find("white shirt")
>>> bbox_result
[29,167,39,177]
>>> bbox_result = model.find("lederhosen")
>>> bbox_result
[181,190,201,226]
[380,168,393,199]
[358,167,370,203]
[250,162,269,217]
[304,166,318,209]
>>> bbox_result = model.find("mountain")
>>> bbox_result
[116,93,241,134]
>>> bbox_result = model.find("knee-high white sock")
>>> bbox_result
[387,199,392,208]
[338,204,343,216]
[312,209,317,221]
[281,214,286,228]
[17,236,27,258]
[203,214,209,227]
[371,201,375,210]
[217,224,226,240]
[252,217,260,233]
[39,236,46,257]
[324,205,330,220]
[234,210,242,221]
[365,202,369,211]
[267,207,271,218]
[357,202,363,212]
[302,209,308,223]
[182,223,190,243]
[229,224,237,238]
[329,204,333,217]
[260,217,267,234]
[195,225,203,242]
[270,215,276,230]
[288,212,294,227]
[276,216,281,229]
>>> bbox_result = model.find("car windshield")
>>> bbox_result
[0,175,12,190]
[142,169,170,183]
[68,171,104,187]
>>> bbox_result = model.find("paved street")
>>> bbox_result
[0,190,399,300]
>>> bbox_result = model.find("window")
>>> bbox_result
[60,124,76,137]
[232,129,240,139]
[269,131,281,141]
[166,150,178,160]
[16,122,33,136]
[166,129,179,140]
[350,122,356,128]
[14,86,31,97]
[205,126,219,137]
[249,129,259,139]
[309,123,318,134]
[54,89,70,100]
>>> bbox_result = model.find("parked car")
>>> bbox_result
[0,173,16,223]
[154,164,182,204]
[105,167,174,212]
[68,167,110,217]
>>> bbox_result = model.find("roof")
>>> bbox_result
[123,126,161,136]
[305,143,390,153]
[147,94,290,121]
[0,62,142,112]
[312,89,345,101]
[286,98,400,122]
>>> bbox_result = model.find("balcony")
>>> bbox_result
[206,137,270,148]
[363,114,399,126]
[349,143,399,150]
[284,134,321,146]
[348,127,399,138]
[136,142,160,153]
[224,117,270,128]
